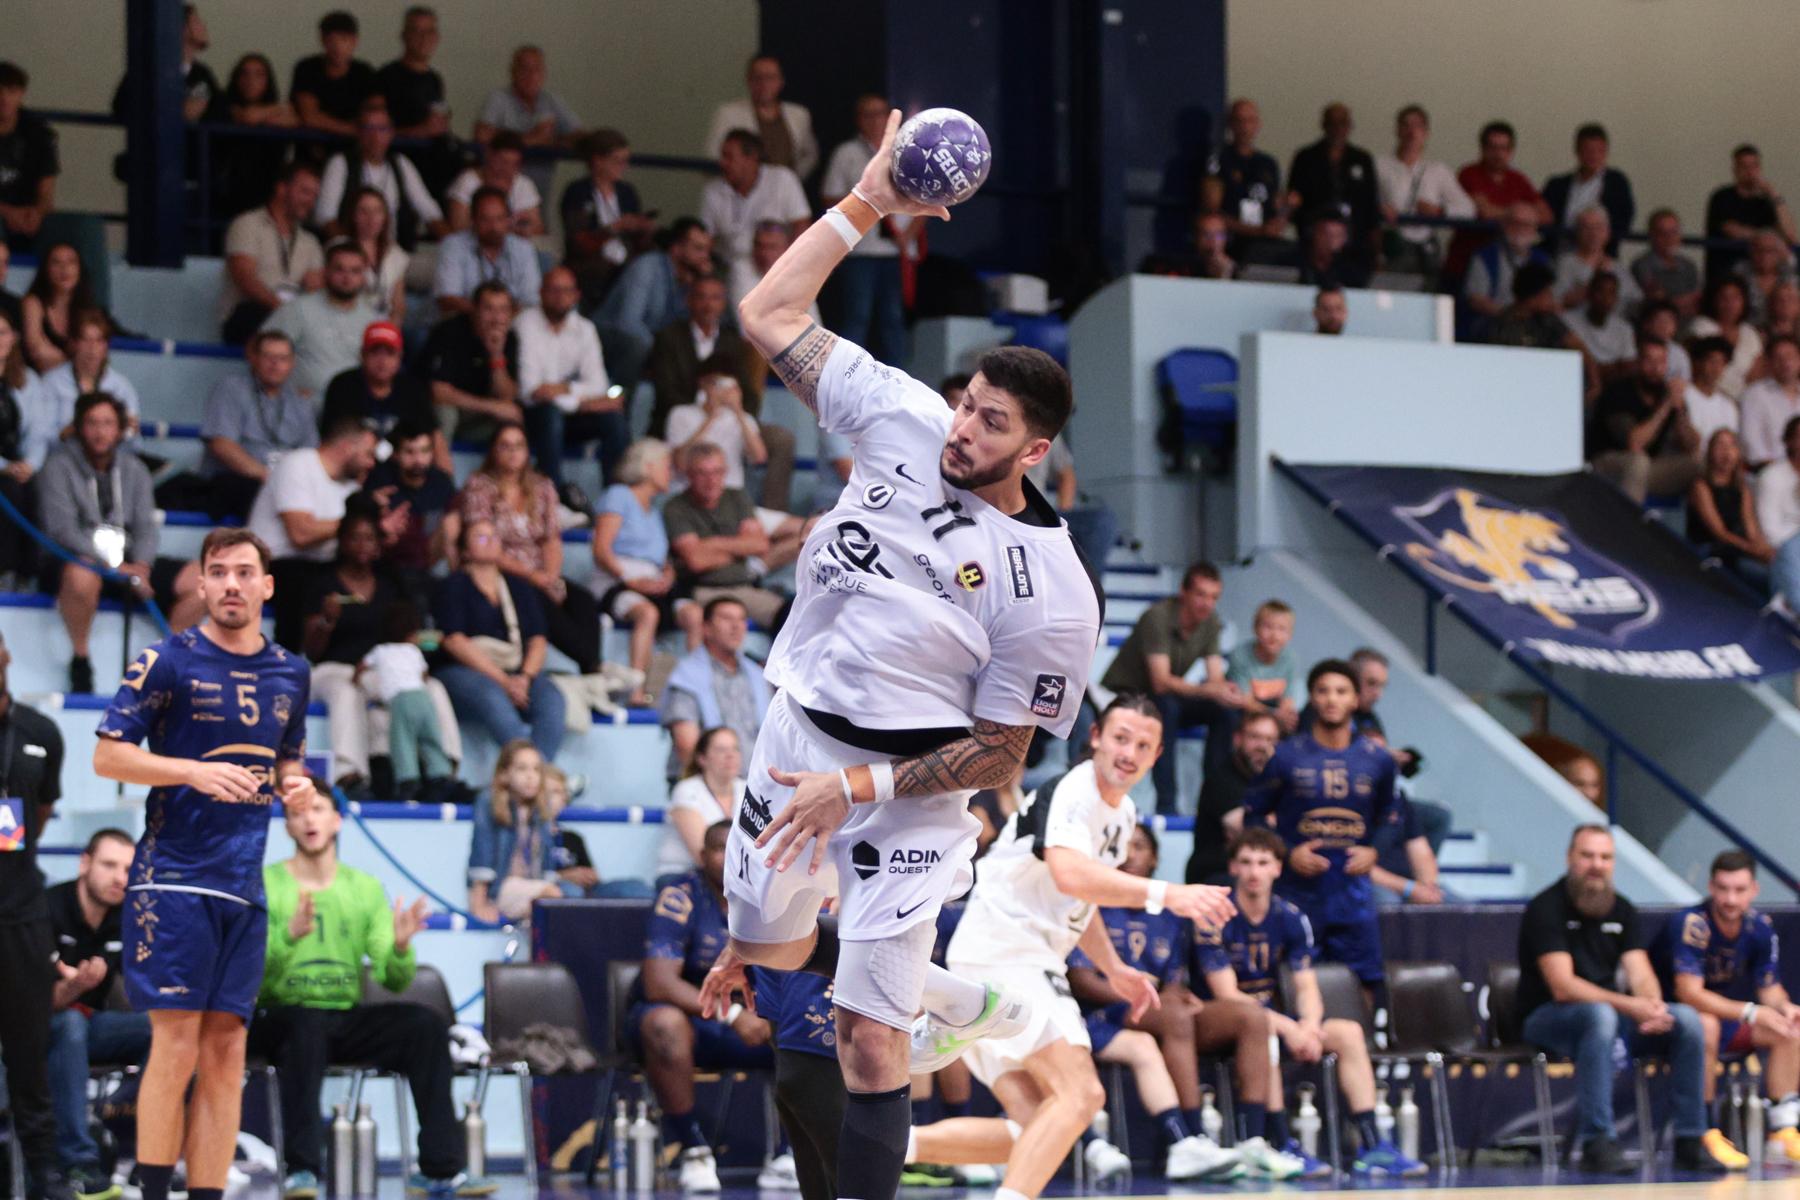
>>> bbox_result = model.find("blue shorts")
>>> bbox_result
[1084,1002,1131,1054]
[627,1003,775,1071]
[1314,911,1385,986]
[122,888,267,1019]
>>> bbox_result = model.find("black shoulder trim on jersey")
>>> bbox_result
[1010,475,1063,529]
[1015,769,1072,861]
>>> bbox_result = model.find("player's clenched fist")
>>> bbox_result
[187,760,262,803]
[1166,882,1237,929]
[759,764,851,876]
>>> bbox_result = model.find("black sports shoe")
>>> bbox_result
[1673,1134,1735,1173]
[67,1166,122,1200]
[125,1164,188,1199]
[70,655,94,694]
[1579,1137,1632,1174]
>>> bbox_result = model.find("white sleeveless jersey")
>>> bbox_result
[766,337,1103,739]
[948,761,1137,971]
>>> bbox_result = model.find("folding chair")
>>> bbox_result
[485,961,612,1191]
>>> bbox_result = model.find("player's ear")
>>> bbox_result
[1018,434,1052,469]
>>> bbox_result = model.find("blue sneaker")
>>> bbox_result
[1283,1139,1334,1179]
[1353,1139,1429,1178]
[282,1171,320,1200]
[405,1173,499,1196]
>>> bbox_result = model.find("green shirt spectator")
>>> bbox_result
[1101,595,1221,694]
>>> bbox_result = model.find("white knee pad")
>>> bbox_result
[832,921,936,1031]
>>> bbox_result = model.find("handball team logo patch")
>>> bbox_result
[957,561,986,591]
[851,840,881,881]
[1031,674,1067,718]
[861,482,894,510]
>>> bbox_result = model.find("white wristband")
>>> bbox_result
[850,184,888,218]
[1745,1001,1759,1025]
[869,761,895,803]
[839,769,855,804]
[1144,879,1168,915]
[724,1002,744,1025]
[822,208,861,250]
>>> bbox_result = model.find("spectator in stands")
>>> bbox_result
[561,129,653,306]
[1561,271,1637,380]
[253,787,485,1198]
[1366,775,1446,907]
[315,102,445,248]
[1295,210,1367,290]
[421,279,520,442]
[1490,262,1583,354]
[434,187,541,318]
[1736,229,1797,326]
[1312,285,1347,335]
[435,523,565,765]
[0,62,57,253]
[1225,599,1301,734]
[198,329,316,519]
[290,10,374,138]
[45,829,143,1199]
[260,240,379,397]
[1632,209,1703,320]
[1689,429,1773,581]
[666,367,768,487]
[660,595,770,781]
[1451,121,1551,280]
[1517,824,1723,1174]
[1187,211,1238,280]
[1637,300,1692,382]
[701,130,809,307]
[654,728,745,882]
[635,819,771,1193]
[1184,710,1279,887]
[40,309,141,437]
[597,218,714,390]
[357,601,455,802]
[21,242,102,373]
[1755,416,1800,608]
[1348,647,1421,770]
[1099,561,1244,815]
[822,94,916,360]
[648,274,759,433]
[207,53,298,222]
[1705,145,1799,286]
[335,187,409,325]
[1558,749,1605,808]
[219,161,325,345]
[322,320,438,457]
[474,46,584,197]
[1588,337,1699,503]
[0,308,48,585]
[592,439,699,701]
[1742,336,1800,470]
[665,444,798,630]
[0,241,18,329]
[1285,103,1377,265]
[446,132,544,238]
[1542,123,1635,254]
[1554,208,1640,313]
[516,266,624,507]
[109,4,217,125]
[1683,337,1738,450]
[1207,98,1288,263]
[452,423,603,674]
[464,740,567,923]
[1374,103,1472,277]
[39,393,199,692]
[1465,201,1549,333]
[1765,281,1800,345]
[361,418,455,592]
[375,6,449,139]
[1689,278,1763,401]
[705,55,818,181]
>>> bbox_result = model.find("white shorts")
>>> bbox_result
[945,960,1088,1087]
[724,690,978,945]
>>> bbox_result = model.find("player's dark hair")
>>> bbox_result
[1711,848,1757,878]
[319,10,358,37]
[1229,826,1288,861]
[722,128,764,159]
[381,599,423,644]
[1307,658,1360,694]
[201,527,273,574]
[976,345,1072,440]
[940,372,973,394]
[702,595,748,624]
[1568,822,1612,851]
[73,391,128,430]
[1479,120,1516,146]
[684,726,740,780]
[83,828,135,857]
[1097,691,1162,736]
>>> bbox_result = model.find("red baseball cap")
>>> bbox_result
[362,321,403,352]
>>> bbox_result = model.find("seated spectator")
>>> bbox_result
[705,54,817,181]
[0,307,50,584]
[464,739,566,923]
[106,5,217,130]
[1517,824,1725,1174]
[198,330,317,519]
[261,239,380,396]
[654,727,745,882]
[659,595,770,781]
[0,61,57,253]
[1543,124,1635,254]
[335,186,411,324]
[360,417,456,590]
[1312,285,1347,335]
[1690,278,1763,401]
[1490,262,1583,353]
[1736,229,1797,325]
[357,600,455,801]
[1284,103,1378,267]
[315,101,445,248]
[420,279,521,442]
[1348,646,1427,780]
[321,320,439,459]
[299,510,460,797]
[250,788,485,1198]
[1450,120,1551,281]
[1374,103,1472,277]
[40,309,141,436]
[1554,208,1640,313]
[1225,599,1301,734]
[739,220,816,330]
[219,162,325,345]
[1098,561,1244,815]
[473,46,583,199]
[246,416,379,647]
[821,94,916,359]
[0,240,18,330]
[560,129,654,306]
[38,394,199,692]
[1197,828,1423,1177]
[1632,209,1703,319]
[1191,211,1238,280]
[1207,98,1289,264]
[1561,271,1636,380]
[1465,201,1549,333]
[445,132,544,238]
[1295,210,1368,290]
[374,6,449,139]
[633,820,772,1193]
[206,53,298,222]
[1185,711,1279,886]
[1741,337,1800,470]
[516,266,625,506]
[596,217,714,390]
[664,444,799,630]
[1684,336,1738,450]
[1765,281,1800,346]
[22,242,103,374]
[1587,337,1699,504]
[45,829,147,1200]
[1688,430,1772,579]
[700,130,808,307]
[666,368,768,487]
[1637,300,1692,382]
[1367,771,1446,907]
[452,421,602,674]
[290,10,375,138]
[592,439,700,696]
[433,524,565,764]
[434,187,542,318]
[1705,145,1799,287]
[1755,416,1800,608]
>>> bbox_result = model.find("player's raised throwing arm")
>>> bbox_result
[738,110,950,412]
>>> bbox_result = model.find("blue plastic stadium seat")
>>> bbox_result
[1156,347,1238,451]
[990,312,1070,366]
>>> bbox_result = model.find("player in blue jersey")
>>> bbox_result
[91,528,315,1200]
[632,821,774,1192]
[1241,658,1395,995]
[749,966,841,1199]
[1650,849,1800,1167]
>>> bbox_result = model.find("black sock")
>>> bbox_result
[1184,1108,1203,1136]
[1240,1104,1266,1140]
[188,1188,223,1200]
[1267,1108,1291,1149]
[661,1111,706,1152]
[136,1164,175,1200]
[798,916,840,979]
[1354,1110,1381,1149]
[943,1098,970,1119]
[1155,1108,1191,1147]
[911,1098,932,1129]
[838,1085,911,1200]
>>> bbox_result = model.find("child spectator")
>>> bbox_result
[466,739,564,925]
[1226,599,1302,734]
[544,764,653,899]
[357,600,452,801]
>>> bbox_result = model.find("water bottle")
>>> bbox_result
[1200,1087,1223,1143]
[629,1100,657,1190]
[354,1102,378,1197]
[330,1103,355,1199]
[1089,1106,1109,1143]
[462,1100,486,1179]
[1748,1093,1767,1171]
[610,1100,631,1191]
[1295,1085,1322,1159]
[1374,1089,1395,1148]
[1397,1086,1420,1161]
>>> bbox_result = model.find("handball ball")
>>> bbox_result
[891,108,991,206]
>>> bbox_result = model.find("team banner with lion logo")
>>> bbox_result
[1284,463,1800,680]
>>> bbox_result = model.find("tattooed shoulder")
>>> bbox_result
[769,321,838,414]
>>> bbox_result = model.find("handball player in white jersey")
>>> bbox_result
[696,110,1100,1200]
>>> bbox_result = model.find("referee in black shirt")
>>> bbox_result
[0,629,74,1200]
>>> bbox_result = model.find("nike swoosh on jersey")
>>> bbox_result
[895,463,921,485]
[896,898,930,920]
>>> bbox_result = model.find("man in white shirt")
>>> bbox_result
[821,94,918,362]
[665,369,767,490]
[260,240,381,396]
[703,55,817,181]
[314,102,445,241]
[1684,337,1739,452]
[700,130,809,307]
[1374,104,1472,276]
[1755,415,1800,607]
[515,266,624,506]
[1561,271,1636,380]
[1741,336,1800,469]
[445,131,544,238]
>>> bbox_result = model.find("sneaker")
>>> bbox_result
[405,1172,499,1196]
[1237,1135,1306,1180]
[28,1170,77,1200]
[909,984,1031,1072]
[1577,1137,1632,1175]
[1354,1138,1429,1178]
[281,1171,320,1200]
[68,1167,121,1200]
[897,1163,957,1187]
[1083,1137,1132,1182]
[677,1147,722,1193]
[1768,1125,1800,1164]
[756,1153,799,1190]
[556,501,590,531]
[70,655,94,694]
[953,1163,998,1185]
[1677,1132,1742,1172]
[1283,1139,1334,1179]
[558,482,593,517]
[1165,1134,1245,1181]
